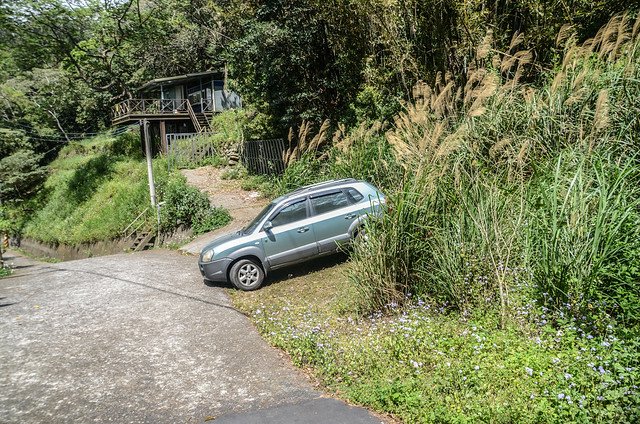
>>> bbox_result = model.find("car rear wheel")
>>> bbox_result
[354,225,368,243]
[230,259,264,291]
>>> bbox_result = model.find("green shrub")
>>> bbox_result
[158,175,230,235]
[0,266,12,278]
[109,130,143,159]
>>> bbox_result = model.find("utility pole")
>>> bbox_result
[142,119,157,207]
[142,119,162,245]
[0,197,4,268]
[0,220,3,269]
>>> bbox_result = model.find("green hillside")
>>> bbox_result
[21,132,229,246]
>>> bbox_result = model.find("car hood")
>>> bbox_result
[201,230,245,253]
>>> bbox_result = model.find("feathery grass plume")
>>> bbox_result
[468,106,486,117]
[598,15,622,60]
[571,68,588,91]
[284,127,295,165]
[432,81,455,118]
[307,119,330,153]
[633,13,640,39]
[556,24,575,47]
[593,89,610,132]
[550,71,566,95]
[500,53,518,74]
[477,30,493,59]
[435,127,464,159]
[516,139,531,167]
[463,69,486,105]
[561,45,578,70]
[564,87,589,106]
[298,121,311,153]
[454,86,463,104]
[509,32,525,52]
[469,73,499,113]
[589,24,606,53]
[283,121,312,166]
[332,123,346,148]
[489,138,512,160]
[612,14,631,60]
[500,49,532,75]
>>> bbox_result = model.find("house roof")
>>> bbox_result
[137,70,223,91]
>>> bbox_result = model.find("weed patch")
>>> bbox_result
[233,263,640,423]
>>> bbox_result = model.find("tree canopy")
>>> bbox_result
[1,0,637,149]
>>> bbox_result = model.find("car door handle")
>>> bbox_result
[297,227,310,233]
[345,214,357,219]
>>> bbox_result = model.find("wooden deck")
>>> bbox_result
[112,99,215,125]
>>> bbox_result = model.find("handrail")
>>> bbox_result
[185,101,203,133]
[122,206,150,239]
[112,99,189,119]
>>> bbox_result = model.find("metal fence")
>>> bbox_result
[242,138,286,175]
[166,133,216,169]
[166,134,287,175]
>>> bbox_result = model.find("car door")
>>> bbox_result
[309,190,359,254]
[261,197,318,268]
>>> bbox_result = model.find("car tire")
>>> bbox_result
[229,259,264,291]
[354,225,368,243]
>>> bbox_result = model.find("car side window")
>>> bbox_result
[270,199,308,227]
[345,187,364,203]
[311,191,350,215]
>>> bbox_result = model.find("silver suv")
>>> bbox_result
[198,179,385,290]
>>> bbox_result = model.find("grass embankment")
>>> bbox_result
[233,15,640,423]
[22,132,230,246]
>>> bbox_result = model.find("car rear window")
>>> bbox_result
[311,191,350,215]
[345,187,364,203]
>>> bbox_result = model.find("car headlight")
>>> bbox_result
[201,248,215,263]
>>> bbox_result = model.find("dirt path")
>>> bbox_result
[180,166,270,255]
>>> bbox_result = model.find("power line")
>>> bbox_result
[0,124,137,144]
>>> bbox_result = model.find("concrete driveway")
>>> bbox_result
[0,250,383,423]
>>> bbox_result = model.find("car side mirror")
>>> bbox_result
[263,221,273,232]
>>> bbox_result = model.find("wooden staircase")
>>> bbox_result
[129,228,156,252]
[186,101,212,133]
[195,113,211,132]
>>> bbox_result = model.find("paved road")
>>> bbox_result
[0,250,383,423]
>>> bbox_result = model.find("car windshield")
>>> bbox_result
[242,202,276,234]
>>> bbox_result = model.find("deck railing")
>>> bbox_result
[112,99,189,120]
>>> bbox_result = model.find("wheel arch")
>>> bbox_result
[226,255,267,281]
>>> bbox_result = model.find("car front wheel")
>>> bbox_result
[229,259,264,291]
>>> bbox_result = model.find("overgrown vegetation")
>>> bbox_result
[3,1,640,422]
[18,131,229,245]
[0,266,12,278]
[232,15,640,423]
[158,175,230,235]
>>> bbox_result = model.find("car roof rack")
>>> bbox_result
[288,178,358,196]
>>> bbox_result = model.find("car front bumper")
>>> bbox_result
[199,258,233,282]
